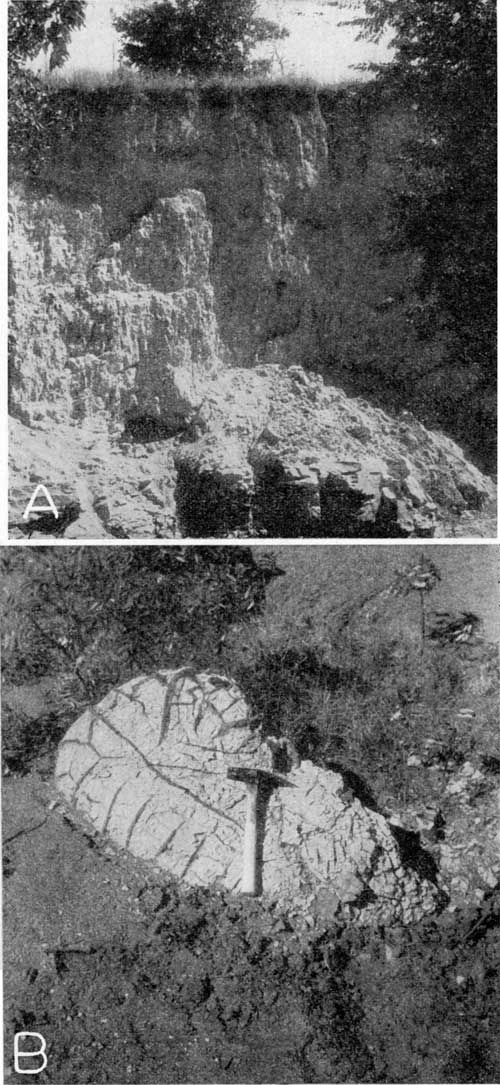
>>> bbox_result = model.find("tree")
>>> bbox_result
[114,0,288,77]
[8,0,87,71]
[8,1,87,176]
[330,0,496,465]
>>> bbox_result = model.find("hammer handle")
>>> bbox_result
[241,783,258,894]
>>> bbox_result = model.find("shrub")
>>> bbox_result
[330,0,497,468]
[8,0,87,177]
[114,0,288,78]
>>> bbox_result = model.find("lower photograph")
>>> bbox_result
[2,544,500,1085]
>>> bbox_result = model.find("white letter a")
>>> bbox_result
[23,485,59,521]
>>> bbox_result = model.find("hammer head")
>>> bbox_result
[227,766,292,788]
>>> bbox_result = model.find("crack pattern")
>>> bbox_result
[56,669,445,925]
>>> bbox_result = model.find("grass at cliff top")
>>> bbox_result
[38,66,362,112]
[43,66,357,93]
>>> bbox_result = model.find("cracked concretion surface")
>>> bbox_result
[55,669,444,924]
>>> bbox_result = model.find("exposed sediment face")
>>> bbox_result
[8,87,495,538]
[9,188,220,429]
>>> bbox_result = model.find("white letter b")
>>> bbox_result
[14,1032,48,1074]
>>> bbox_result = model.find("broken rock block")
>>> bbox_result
[56,670,445,925]
[264,760,443,925]
[173,364,494,538]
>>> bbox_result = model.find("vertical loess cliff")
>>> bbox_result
[8,84,495,538]
[9,196,105,422]
[198,88,331,370]
[10,85,333,387]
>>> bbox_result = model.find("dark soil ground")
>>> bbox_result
[4,760,500,1084]
[3,775,361,1084]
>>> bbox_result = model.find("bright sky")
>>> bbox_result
[39,0,391,84]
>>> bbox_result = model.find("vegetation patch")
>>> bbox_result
[1,547,279,775]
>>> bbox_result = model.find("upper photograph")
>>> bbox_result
[8,0,497,540]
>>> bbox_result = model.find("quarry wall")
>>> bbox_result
[9,84,422,426]
[8,83,495,538]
